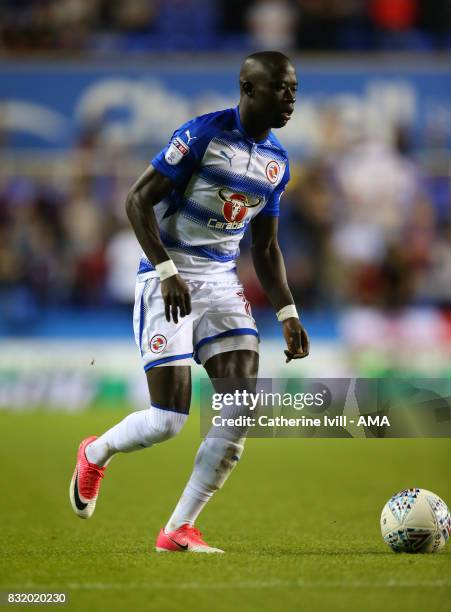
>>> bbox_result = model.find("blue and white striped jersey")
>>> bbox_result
[138,106,290,280]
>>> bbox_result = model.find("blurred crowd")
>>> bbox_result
[241,117,451,311]
[0,106,450,330]
[1,0,451,53]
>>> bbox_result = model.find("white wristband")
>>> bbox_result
[276,304,299,322]
[155,259,178,282]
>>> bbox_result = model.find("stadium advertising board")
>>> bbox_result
[1,59,451,153]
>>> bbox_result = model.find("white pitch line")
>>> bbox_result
[2,580,451,591]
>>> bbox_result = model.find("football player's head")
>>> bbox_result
[239,51,297,129]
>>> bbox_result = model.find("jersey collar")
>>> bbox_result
[234,106,269,145]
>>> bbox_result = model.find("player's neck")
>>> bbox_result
[237,105,270,143]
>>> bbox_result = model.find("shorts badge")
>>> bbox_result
[150,334,167,353]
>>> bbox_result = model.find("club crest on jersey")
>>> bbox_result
[266,160,280,184]
[165,137,189,165]
[150,334,167,353]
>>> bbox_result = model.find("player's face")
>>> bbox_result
[254,63,298,129]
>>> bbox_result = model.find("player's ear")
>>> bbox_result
[241,80,254,98]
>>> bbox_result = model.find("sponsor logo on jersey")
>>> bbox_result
[222,192,248,223]
[165,137,190,165]
[207,189,262,231]
[150,334,167,353]
[265,160,280,184]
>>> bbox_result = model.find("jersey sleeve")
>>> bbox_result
[151,117,212,185]
[259,162,290,217]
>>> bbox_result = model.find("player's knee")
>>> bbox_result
[142,407,187,445]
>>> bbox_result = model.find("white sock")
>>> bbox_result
[86,405,188,466]
[165,436,245,532]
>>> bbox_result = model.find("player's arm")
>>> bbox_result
[250,214,309,362]
[126,164,191,324]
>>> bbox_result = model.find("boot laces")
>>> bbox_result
[83,464,104,497]
[180,524,202,539]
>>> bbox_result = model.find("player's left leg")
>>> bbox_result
[156,349,258,553]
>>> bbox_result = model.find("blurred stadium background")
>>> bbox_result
[1,0,451,412]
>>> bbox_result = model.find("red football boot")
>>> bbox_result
[69,436,106,519]
[156,524,224,553]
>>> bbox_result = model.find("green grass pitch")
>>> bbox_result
[0,410,450,611]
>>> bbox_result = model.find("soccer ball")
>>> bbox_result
[380,488,451,553]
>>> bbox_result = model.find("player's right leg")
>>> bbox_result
[69,276,196,519]
[69,366,191,519]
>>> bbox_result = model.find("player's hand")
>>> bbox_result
[160,275,192,324]
[282,318,309,363]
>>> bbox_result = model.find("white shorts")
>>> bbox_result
[133,278,259,371]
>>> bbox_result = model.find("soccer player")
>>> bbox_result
[69,51,309,553]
